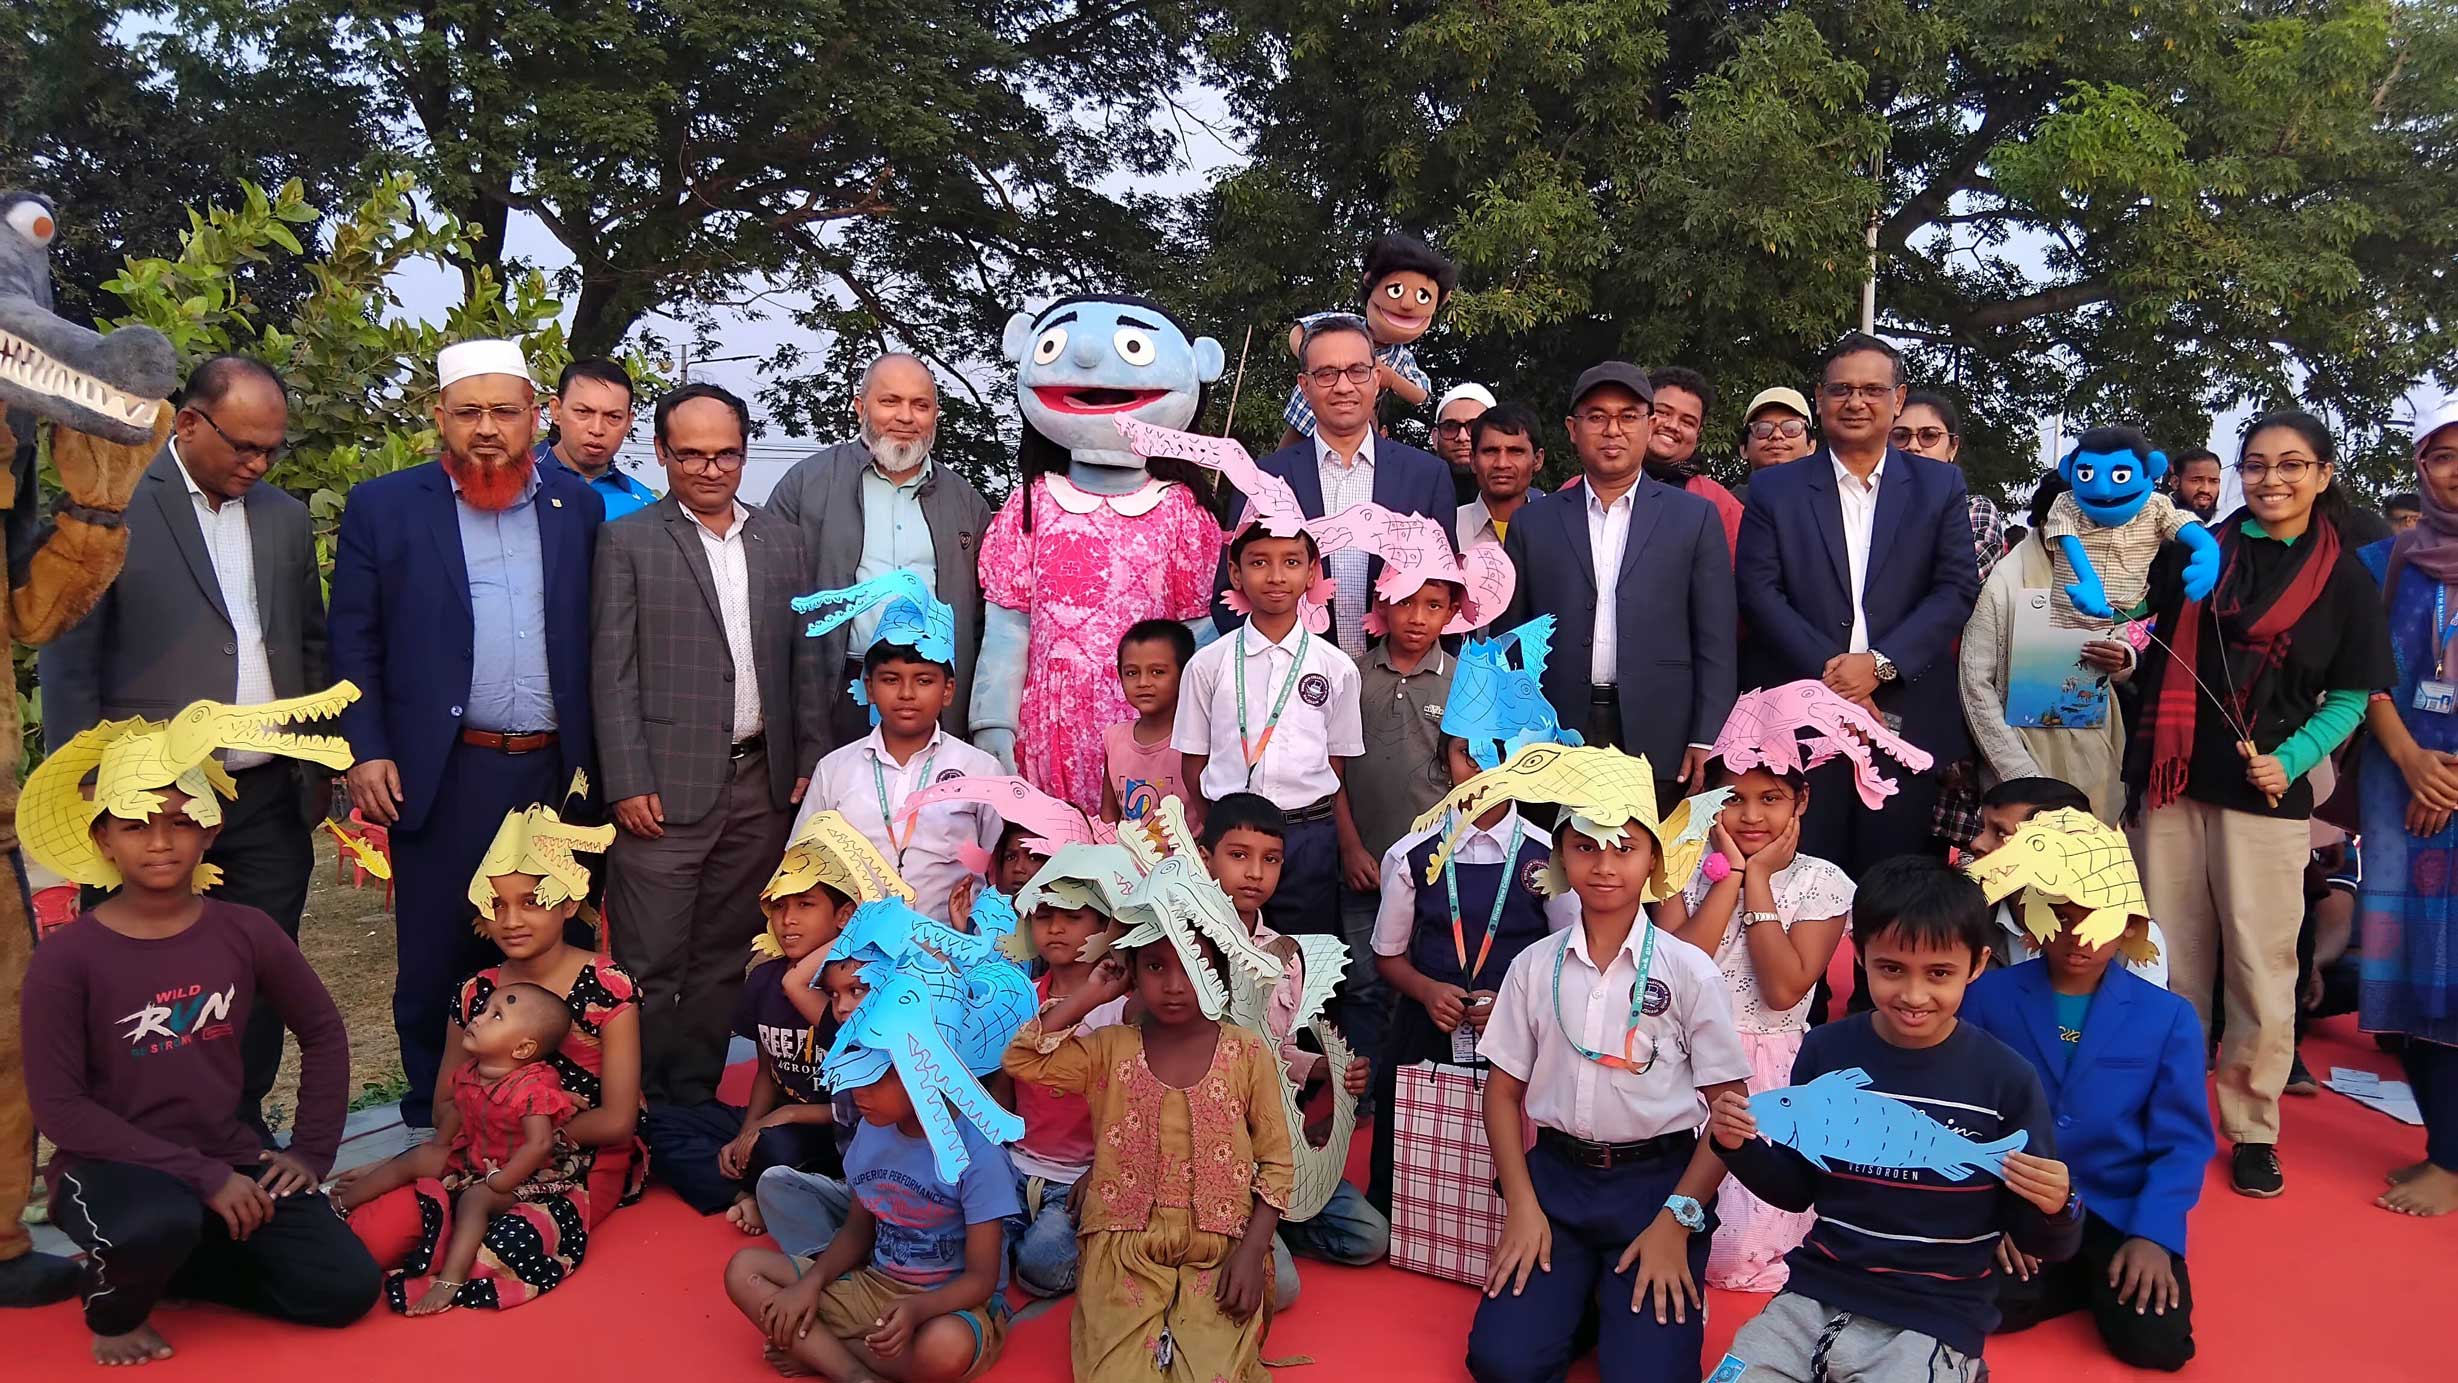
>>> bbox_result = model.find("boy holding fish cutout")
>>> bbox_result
[1709,857,2081,1382]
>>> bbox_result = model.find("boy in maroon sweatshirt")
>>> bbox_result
[24,778,378,1364]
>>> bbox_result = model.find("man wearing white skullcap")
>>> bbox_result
[1432,381,1496,471]
[325,338,607,1127]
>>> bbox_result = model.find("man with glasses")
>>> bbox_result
[1497,362,1737,810]
[1432,381,1495,502]
[41,355,330,1144]
[1736,333,1980,876]
[1740,386,1817,471]
[540,357,658,520]
[593,384,825,1119]
[328,338,604,1127]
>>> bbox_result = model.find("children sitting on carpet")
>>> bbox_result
[1711,857,2081,1381]
[21,707,380,1364]
[1103,618,1197,824]
[1002,871,1130,1298]
[1962,809,2210,1372]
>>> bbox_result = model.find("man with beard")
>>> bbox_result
[539,357,657,520]
[329,339,602,1127]
[2173,446,2225,525]
[1646,365,1745,564]
[765,353,989,747]
[1431,381,1494,503]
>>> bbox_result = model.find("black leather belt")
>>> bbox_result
[729,731,765,760]
[1536,1126,1696,1171]
[1590,684,1619,703]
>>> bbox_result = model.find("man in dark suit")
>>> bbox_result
[1210,314,1456,658]
[1498,364,1737,807]
[41,355,327,1142]
[1735,333,1981,874]
[593,383,826,1110]
[329,339,602,1126]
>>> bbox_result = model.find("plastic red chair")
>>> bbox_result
[329,810,394,905]
[30,883,81,940]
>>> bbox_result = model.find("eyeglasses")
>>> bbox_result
[1574,409,1649,434]
[2234,458,2320,483]
[1890,426,1952,448]
[444,404,535,428]
[1822,383,1898,403]
[189,407,287,463]
[1303,363,1377,388]
[1434,418,1479,437]
[668,449,746,473]
[1747,418,1808,441]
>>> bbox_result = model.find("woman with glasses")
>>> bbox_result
[2125,410,2394,1199]
[1891,391,2005,583]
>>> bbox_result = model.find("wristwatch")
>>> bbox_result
[1741,910,1782,930]
[1870,649,1899,682]
[1664,1194,1706,1232]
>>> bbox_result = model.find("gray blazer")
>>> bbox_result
[590,496,828,823]
[762,438,990,737]
[41,447,328,808]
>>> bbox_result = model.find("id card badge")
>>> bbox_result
[1879,709,1906,735]
[1451,1021,1482,1065]
[2418,680,2458,715]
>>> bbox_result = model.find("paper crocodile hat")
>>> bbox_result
[1707,680,1936,810]
[792,570,957,721]
[1313,503,1516,635]
[21,681,361,889]
[820,896,1036,1179]
[1443,615,1583,770]
[1115,416,1338,631]
[469,770,616,923]
[752,810,915,963]
[1409,743,1730,902]
[1964,807,2159,965]
[900,774,1119,961]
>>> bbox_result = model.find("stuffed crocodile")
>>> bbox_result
[0,189,176,1307]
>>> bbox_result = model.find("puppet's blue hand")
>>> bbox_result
[2064,575,2113,621]
[2179,526,2222,603]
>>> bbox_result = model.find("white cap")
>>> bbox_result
[2415,399,2458,456]
[1436,382,1497,415]
[437,339,535,390]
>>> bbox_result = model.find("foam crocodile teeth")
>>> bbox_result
[0,325,158,430]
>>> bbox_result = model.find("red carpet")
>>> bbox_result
[14,1017,2450,1379]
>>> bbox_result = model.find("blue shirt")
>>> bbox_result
[535,440,658,521]
[456,470,557,732]
[845,1118,1020,1291]
[851,458,938,649]
[2050,989,2090,1076]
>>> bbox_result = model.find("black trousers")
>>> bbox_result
[1993,1210,2195,1372]
[642,1099,844,1215]
[51,1159,379,1336]
[1264,813,1342,939]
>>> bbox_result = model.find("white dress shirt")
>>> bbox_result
[1585,481,1637,687]
[1479,917,1752,1143]
[1172,617,1363,810]
[1833,454,1885,654]
[172,440,276,771]
[1315,432,1377,655]
[1371,809,1579,957]
[691,502,763,742]
[794,726,1003,924]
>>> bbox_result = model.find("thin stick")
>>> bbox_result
[1220,325,1254,437]
[2130,623,2279,807]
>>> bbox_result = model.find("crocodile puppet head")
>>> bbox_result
[20,682,361,889]
[0,192,176,446]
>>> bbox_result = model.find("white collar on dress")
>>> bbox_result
[1043,472,1172,517]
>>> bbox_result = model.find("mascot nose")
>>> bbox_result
[1070,334,1105,369]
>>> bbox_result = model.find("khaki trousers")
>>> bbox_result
[2130,798,2307,1143]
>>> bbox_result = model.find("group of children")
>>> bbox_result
[23,491,2234,1383]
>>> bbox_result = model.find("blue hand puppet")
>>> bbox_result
[793,570,958,724]
[1443,615,1584,770]
[1747,1067,2028,1182]
[2051,425,2220,621]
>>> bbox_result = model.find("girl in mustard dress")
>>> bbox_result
[1004,935,1294,1382]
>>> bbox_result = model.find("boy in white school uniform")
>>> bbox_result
[1174,520,1364,938]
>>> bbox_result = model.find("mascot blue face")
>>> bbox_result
[1005,296,1224,467]
[2060,443,2168,527]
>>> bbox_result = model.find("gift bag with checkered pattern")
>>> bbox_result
[1388,1060,1508,1286]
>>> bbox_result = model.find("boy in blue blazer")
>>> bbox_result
[1962,810,2212,1372]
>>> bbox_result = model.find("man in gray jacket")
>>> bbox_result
[762,354,989,755]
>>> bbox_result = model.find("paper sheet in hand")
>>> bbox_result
[2006,588,2109,729]
[2326,1066,2424,1126]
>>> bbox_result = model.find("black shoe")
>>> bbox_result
[2231,1142,2284,1198]
[2284,1053,2320,1097]
[0,1250,81,1307]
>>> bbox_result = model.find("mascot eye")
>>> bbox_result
[2111,466,2134,485]
[1112,326,1157,367]
[1383,280,1406,299]
[5,200,54,245]
[1031,327,1067,365]
[2074,464,2095,484]
[1414,285,1435,306]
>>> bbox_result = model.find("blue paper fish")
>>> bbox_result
[1748,1067,2028,1182]
[1443,615,1583,770]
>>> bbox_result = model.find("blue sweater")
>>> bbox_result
[1721,1014,2083,1356]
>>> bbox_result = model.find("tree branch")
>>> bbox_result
[1879,96,2046,254]
[1959,280,2115,330]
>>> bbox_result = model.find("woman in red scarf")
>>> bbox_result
[2124,411,2394,1200]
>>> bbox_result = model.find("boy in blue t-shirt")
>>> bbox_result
[1710,857,2082,1381]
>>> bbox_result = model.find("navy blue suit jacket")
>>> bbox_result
[1961,962,2213,1254]
[1210,436,1457,633]
[328,460,603,832]
[1497,479,1735,773]
[1733,447,1981,758]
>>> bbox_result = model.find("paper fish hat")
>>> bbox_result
[1409,743,1730,903]
[1964,807,2159,965]
[752,810,915,961]
[1443,615,1583,770]
[21,682,362,889]
[793,570,957,720]
[469,771,616,923]
[820,898,1036,1179]
[1707,680,1936,810]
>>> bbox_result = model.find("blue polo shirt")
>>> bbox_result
[535,440,658,520]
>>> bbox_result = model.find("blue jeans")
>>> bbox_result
[755,1165,854,1261]
[1010,1173,1081,1298]
[1276,1176,1390,1279]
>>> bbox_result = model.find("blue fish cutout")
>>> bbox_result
[1443,615,1582,770]
[1748,1067,2028,1182]
[794,569,956,664]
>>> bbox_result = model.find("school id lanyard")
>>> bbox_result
[1237,626,1310,783]
[872,746,938,861]
[1550,922,1660,1074]
[2435,584,2458,679]
[1444,817,1525,985]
